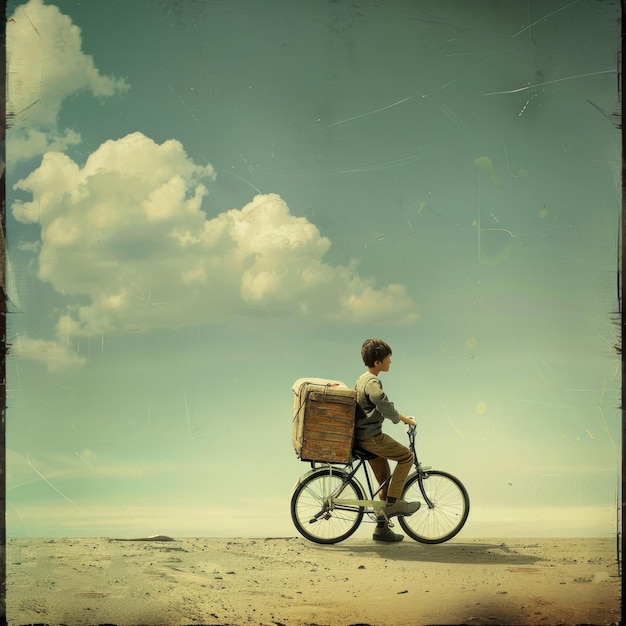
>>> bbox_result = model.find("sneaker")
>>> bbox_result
[383,499,421,518]
[373,525,404,542]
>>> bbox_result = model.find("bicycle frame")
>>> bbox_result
[310,426,435,516]
[321,457,387,517]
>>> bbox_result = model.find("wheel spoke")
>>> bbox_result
[399,471,469,544]
[291,469,364,544]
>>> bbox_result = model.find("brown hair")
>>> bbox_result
[361,338,392,367]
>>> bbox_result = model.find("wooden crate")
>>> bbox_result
[292,378,356,463]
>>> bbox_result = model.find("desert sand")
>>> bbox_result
[5,535,621,626]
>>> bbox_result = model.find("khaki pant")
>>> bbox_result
[356,433,414,500]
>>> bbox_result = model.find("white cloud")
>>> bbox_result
[7,0,129,162]
[16,240,41,253]
[11,335,86,372]
[12,131,419,341]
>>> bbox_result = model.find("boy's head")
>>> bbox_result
[361,338,392,367]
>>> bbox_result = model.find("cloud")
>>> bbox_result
[12,131,419,342]
[7,0,129,162]
[11,335,86,372]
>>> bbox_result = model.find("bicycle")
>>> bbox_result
[290,425,470,544]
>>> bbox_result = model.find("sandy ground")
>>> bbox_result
[5,535,621,626]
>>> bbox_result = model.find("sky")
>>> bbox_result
[4,0,622,541]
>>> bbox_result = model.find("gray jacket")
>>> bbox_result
[354,372,400,440]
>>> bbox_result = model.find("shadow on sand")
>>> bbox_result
[308,539,545,566]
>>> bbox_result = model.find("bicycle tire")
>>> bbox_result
[398,470,470,544]
[291,467,365,544]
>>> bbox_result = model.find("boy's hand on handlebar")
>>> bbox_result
[401,414,416,426]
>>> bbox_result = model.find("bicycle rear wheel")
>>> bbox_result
[398,470,469,544]
[291,467,364,544]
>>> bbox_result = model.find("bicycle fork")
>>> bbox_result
[415,463,435,509]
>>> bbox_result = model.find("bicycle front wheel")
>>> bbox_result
[291,468,365,544]
[398,470,469,544]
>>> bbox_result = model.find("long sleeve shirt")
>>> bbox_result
[354,371,400,439]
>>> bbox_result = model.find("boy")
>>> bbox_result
[355,338,420,542]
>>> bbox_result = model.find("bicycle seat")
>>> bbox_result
[353,447,378,461]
